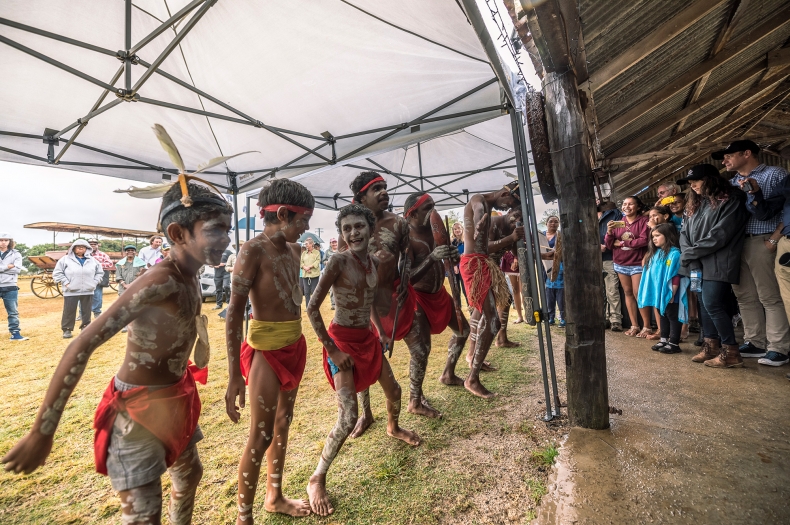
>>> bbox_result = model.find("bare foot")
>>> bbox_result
[350,413,374,438]
[465,358,498,371]
[307,476,334,516]
[387,426,422,446]
[464,377,497,399]
[264,495,311,517]
[495,339,521,348]
[407,398,442,418]
[439,371,465,386]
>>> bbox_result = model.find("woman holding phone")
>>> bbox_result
[605,196,652,337]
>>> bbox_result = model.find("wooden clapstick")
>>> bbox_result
[430,210,464,331]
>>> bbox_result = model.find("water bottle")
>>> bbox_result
[690,269,702,292]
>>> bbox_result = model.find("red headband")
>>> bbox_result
[353,176,386,202]
[405,193,433,217]
[261,204,313,217]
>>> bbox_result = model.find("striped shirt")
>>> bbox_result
[730,164,788,235]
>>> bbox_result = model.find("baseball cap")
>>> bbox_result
[123,244,137,251]
[88,238,99,243]
[0,232,12,240]
[676,163,721,184]
[330,237,337,242]
[711,140,760,160]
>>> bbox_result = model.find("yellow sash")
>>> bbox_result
[246,319,302,351]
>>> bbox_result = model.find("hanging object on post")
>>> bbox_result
[525,90,558,203]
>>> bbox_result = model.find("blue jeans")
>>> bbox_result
[0,287,20,333]
[698,280,737,346]
[92,286,104,315]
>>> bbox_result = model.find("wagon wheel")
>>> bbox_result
[31,274,62,299]
[108,271,118,291]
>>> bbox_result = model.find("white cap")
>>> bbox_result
[0,232,12,240]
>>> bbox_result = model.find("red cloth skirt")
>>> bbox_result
[414,287,453,334]
[239,336,307,392]
[323,322,383,393]
[459,253,491,311]
[374,278,416,341]
[93,369,201,475]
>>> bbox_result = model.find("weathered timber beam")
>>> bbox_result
[677,0,751,131]
[598,11,790,141]
[741,91,790,136]
[520,0,574,73]
[609,64,787,158]
[589,0,726,91]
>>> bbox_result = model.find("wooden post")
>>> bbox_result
[543,70,609,429]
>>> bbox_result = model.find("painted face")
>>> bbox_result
[0,239,9,251]
[546,216,559,231]
[73,246,87,256]
[690,180,704,194]
[652,230,666,248]
[621,198,638,216]
[495,190,519,211]
[189,214,233,265]
[722,151,748,172]
[648,209,667,225]
[340,214,371,254]
[151,238,163,249]
[411,198,435,226]
[276,211,310,243]
[360,181,389,212]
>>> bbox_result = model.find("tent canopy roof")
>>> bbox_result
[24,221,158,238]
[1,0,516,193]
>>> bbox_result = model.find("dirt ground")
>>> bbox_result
[0,286,568,524]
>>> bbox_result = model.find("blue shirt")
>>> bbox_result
[730,164,787,235]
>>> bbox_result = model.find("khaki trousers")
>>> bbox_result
[773,237,790,354]
[602,260,622,324]
[731,234,790,354]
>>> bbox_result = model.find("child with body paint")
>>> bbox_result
[224,179,315,521]
[2,179,232,524]
[637,223,689,354]
[306,204,421,517]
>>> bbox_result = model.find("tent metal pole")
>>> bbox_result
[124,0,132,92]
[130,0,216,95]
[417,142,424,191]
[229,174,240,253]
[509,108,554,421]
[0,35,121,93]
[516,112,560,414]
[129,0,207,55]
[245,195,252,243]
[0,17,117,56]
[0,146,48,162]
[364,158,424,196]
[136,97,261,127]
[53,98,124,139]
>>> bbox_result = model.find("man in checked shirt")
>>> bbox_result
[715,140,790,367]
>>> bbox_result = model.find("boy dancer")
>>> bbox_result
[401,192,470,387]
[225,179,315,522]
[306,204,420,517]
[460,183,522,398]
[3,179,233,524]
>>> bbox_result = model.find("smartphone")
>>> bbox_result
[741,180,753,193]
[610,220,625,228]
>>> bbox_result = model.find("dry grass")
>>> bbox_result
[0,287,567,524]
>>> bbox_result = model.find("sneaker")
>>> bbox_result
[212,304,223,310]
[651,342,667,351]
[121,327,128,333]
[757,351,789,367]
[63,330,72,339]
[688,319,700,333]
[610,322,623,332]
[548,318,555,326]
[739,342,766,358]
[660,343,682,354]
[9,331,28,341]
[559,319,566,328]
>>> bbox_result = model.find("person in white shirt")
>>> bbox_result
[138,236,163,268]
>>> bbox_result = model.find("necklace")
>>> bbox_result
[351,250,377,288]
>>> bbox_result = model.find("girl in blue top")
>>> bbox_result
[638,223,689,354]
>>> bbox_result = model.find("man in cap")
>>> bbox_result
[0,232,27,341]
[87,239,114,317]
[714,140,790,367]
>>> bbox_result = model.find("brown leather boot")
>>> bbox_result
[704,344,744,368]
[692,338,720,363]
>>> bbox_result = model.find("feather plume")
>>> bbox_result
[194,151,259,174]
[152,124,185,174]
[114,183,173,198]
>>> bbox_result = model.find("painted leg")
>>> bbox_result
[235,352,280,524]
[440,311,469,386]
[465,292,499,399]
[350,388,374,438]
[167,445,203,525]
[307,372,357,517]
[377,358,421,446]
[263,387,311,517]
[496,303,520,347]
[403,307,440,418]
[465,311,497,371]
[118,479,162,525]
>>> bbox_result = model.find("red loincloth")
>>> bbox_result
[323,322,383,393]
[187,360,208,385]
[93,369,201,475]
[374,278,416,341]
[414,287,453,334]
[239,336,307,392]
